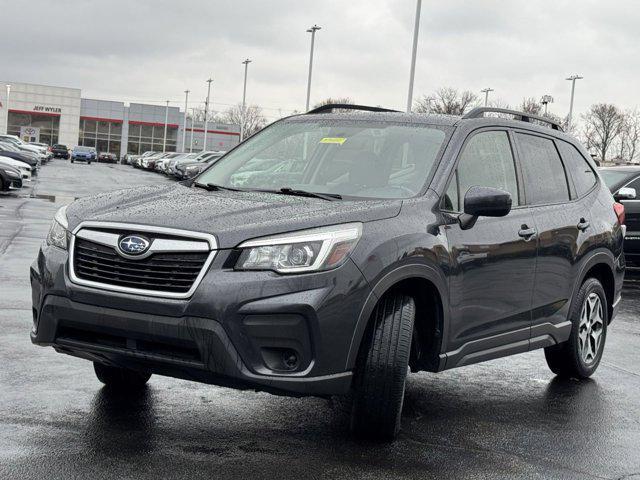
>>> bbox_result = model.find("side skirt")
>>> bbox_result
[439,321,572,370]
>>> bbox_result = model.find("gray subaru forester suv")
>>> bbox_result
[31,105,625,439]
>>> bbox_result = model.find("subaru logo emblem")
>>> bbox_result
[118,235,150,256]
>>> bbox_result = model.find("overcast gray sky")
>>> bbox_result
[2,0,639,121]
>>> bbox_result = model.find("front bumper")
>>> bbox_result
[30,243,370,396]
[5,176,22,189]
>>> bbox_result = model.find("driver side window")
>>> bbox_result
[443,130,519,212]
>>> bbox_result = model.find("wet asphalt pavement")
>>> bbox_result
[1,160,639,480]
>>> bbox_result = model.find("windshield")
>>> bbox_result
[196,119,448,199]
[0,142,19,152]
[599,170,634,189]
[1,136,21,146]
[74,146,93,152]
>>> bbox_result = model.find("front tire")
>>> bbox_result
[544,277,607,379]
[94,362,151,389]
[350,292,415,440]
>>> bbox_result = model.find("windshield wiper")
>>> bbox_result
[255,187,342,201]
[193,182,244,192]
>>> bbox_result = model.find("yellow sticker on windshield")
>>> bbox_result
[320,137,346,145]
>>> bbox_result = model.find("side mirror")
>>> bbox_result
[459,186,512,230]
[615,187,636,201]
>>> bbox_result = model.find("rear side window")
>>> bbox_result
[516,133,569,205]
[556,140,597,198]
[443,130,519,211]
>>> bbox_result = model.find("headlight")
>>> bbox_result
[186,165,201,172]
[235,223,362,273]
[46,206,69,250]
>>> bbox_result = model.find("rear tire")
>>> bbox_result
[94,362,151,389]
[350,292,415,440]
[544,277,607,379]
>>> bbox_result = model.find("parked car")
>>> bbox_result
[31,105,624,440]
[175,152,225,179]
[0,163,22,191]
[0,156,33,181]
[130,151,157,166]
[0,142,40,171]
[165,152,199,175]
[0,134,47,158]
[70,146,96,164]
[599,166,640,267]
[140,152,167,170]
[51,144,70,159]
[97,152,117,163]
[171,151,225,178]
[154,152,182,172]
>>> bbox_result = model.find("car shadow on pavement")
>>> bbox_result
[83,386,158,457]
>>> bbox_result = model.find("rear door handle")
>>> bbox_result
[518,226,537,240]
[577,218,590,231]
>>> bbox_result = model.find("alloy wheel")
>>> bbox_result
[578,292,604,365]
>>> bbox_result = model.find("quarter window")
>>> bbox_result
[516,133,569,205]
[556,140,597,198]
[444,131,519,212]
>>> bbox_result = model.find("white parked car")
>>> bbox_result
[0,135,47,156]
[0,155,32,181]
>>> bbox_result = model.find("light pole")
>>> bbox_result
[540,95,554,115]
[566,74,583,130]
[3,84,10,135]
[481,87,494,107]
[162,100,169,153]
[190,107,197,153]
[203,78,213,151]
[241,59,252,142]
[305,25,321,111]
[182,90,189,152]
[406,0,422,113]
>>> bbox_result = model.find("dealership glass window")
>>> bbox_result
[126,122,177,154]
[78,118,122,158]
[7,112,60,146]
[97,121,110,134]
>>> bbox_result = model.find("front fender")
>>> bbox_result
[344,260,449,371]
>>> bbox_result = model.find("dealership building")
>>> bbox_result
[0,81,240,157]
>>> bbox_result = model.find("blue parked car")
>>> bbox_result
[70,146,96,164]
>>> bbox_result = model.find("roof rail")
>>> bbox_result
[463,107,563,131]
[306,104,401,114]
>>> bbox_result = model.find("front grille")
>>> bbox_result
[73,237,209,293]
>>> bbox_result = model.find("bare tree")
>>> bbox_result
[223,103,267,138]
[520,97,542,115]
[313,97,354,108]
[488,98,512,110]
[582,104,625,163]
[617,110,640,163]
[414,88,479,115]
[312,97,355,113]
[188,106,224,123]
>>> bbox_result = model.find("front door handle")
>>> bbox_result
[518,226,537,240]
[577,218,590,231]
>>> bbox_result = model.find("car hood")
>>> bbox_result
[0,151,37,166]
[65,184,402,248]
[0,156,30,170]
